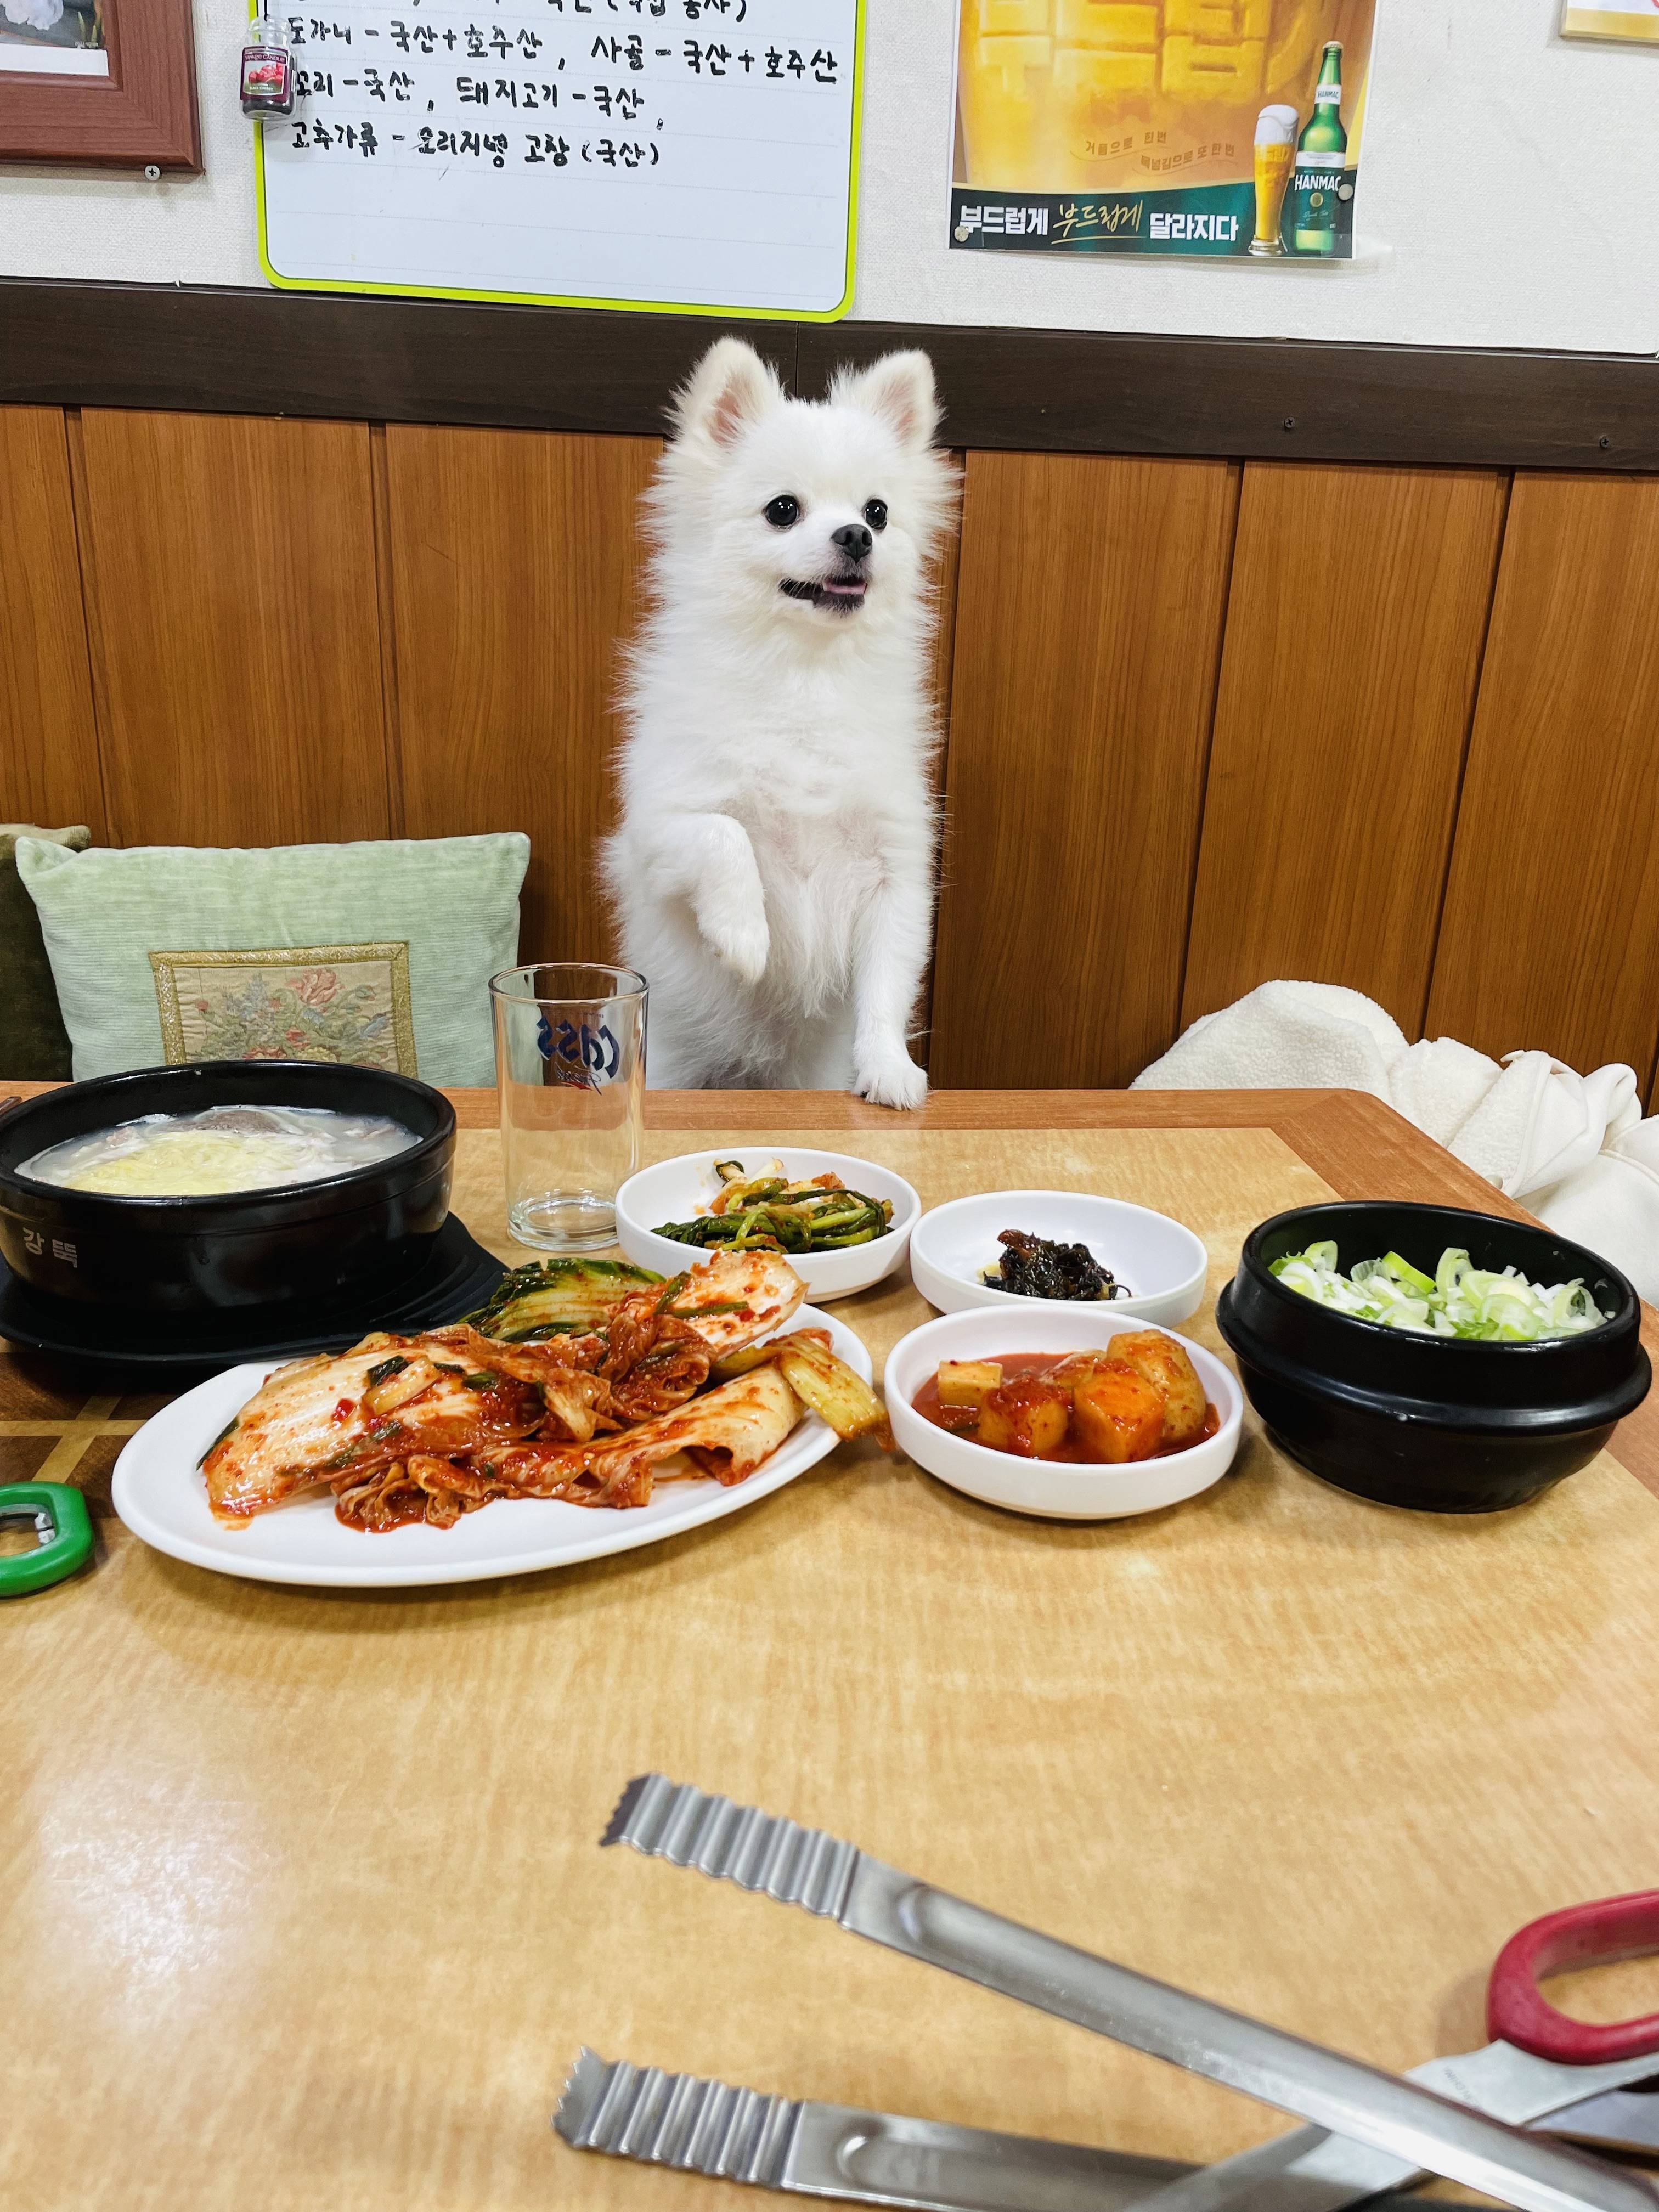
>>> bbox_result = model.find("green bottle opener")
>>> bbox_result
[0,1482,94,1596]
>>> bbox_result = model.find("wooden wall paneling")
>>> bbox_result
[914,455,964,1073]
[928,449,1240,1090]
[382,425,659,965]
[928,458,964,759]
[1428,472,1659,1080]
[12,280,1659,471]
[74,409,391,848]
[1181,462,1509,1040]
[367,421,407,839]
[0,406,105,836]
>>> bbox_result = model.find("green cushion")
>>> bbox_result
[15,833,529,1088]
[0,825,91,1081]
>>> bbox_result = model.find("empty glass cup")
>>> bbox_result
[489,962,647,1251]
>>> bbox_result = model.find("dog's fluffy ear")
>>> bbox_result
[673,337,783,451]
[832,351,940,453]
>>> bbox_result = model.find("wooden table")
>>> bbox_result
[6,1088,1659,2212]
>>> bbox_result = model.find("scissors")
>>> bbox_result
[1122,1887,1659,2212]
[1494,1894,1659,2160]
[0,1482,94,1598]
[557,1775,1659,2212]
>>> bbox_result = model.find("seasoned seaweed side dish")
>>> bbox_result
[981,1229,1125,1302]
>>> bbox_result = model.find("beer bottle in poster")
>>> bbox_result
[1292,42,1347,256]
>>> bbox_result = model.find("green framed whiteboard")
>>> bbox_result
[255,0,864,320]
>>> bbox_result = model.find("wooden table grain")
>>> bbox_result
[5,1087,1658,2212]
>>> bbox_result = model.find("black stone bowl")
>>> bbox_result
[0,1062,455,1316]
[1216,1201,1650,1514]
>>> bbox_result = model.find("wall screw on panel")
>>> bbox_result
[1599,436,1611,450]
[1283,416,1296,431]
[143,163,161,179]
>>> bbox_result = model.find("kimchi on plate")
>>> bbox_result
[200,1251,887,1535]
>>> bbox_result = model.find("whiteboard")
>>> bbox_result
[256,0,864,319]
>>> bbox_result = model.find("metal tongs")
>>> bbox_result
[555,1775,1659,2212]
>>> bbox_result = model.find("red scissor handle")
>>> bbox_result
[1487,1890,1659,2062]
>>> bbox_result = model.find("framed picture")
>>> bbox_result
[0,0,200,168]
[949,0,1380,264]
[1560,0,1659,42]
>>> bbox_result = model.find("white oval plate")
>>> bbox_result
[909,1189,1208,1328]
[885,1306,1241,1522]
[111,1306,870,1589]
[616,1149,919,1303]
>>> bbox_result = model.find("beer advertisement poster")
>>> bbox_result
[1559,0,1659,45]
[950,1,1379,262]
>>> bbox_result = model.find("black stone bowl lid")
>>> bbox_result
[1221,1201,1650,1435]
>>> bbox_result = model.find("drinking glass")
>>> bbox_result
[489,962,647,1250]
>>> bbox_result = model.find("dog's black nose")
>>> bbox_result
[832,522,873,562]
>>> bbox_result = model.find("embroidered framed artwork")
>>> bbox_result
[149,945,417,1073]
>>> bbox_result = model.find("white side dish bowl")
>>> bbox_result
[909,1189,1209,1327]
[885,1305,1243,1521]
[615,1148,919,1302]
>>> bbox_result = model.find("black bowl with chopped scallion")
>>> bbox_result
[1218,1201,1649,1514]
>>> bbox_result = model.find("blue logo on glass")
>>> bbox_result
[536,1015,620,1081]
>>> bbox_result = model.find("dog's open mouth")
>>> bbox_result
[780,574,868,614]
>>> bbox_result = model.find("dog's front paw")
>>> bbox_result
[854,1053,928,1112]
[702,907,770,988]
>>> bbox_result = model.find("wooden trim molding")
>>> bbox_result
[3,279,1658,470]
[0,0,201,170]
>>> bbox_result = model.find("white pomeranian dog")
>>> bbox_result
[602,337,955,1109]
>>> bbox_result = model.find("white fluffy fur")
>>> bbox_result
[602,338,956,1109]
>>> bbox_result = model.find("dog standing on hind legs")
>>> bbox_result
[602,337,956,1109]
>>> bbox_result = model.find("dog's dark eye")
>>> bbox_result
[764,494,801,529]
[863,499,888,532]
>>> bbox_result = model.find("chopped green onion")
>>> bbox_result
[1269,1242,1607,1341]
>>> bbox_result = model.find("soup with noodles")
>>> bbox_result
[20,1104,418,1198]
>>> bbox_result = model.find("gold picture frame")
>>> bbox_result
[149,943,417,1074]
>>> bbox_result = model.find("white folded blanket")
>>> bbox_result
[1133,981,1659,1304]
